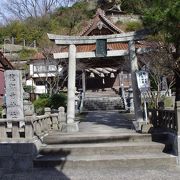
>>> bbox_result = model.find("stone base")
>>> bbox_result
[141,123,153,134]
[176,135,180,163]
[61,122,79,133]
[133,121,149,132]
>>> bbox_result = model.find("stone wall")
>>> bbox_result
[108,14,141,24]
[0,106,66,173]
[0,143,38,173]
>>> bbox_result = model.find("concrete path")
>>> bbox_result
[1,166,180,180]
[78,111,135,134]
[1,111,180,180]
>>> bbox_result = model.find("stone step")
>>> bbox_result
[84,97,123,100]
[34,153,176,169]
[85,91,119,97]
[83,107,124,111]
[83,96,125,111]
[43,132,153,145]
[38,142,165,156]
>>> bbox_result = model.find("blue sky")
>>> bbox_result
[0,0,10,24]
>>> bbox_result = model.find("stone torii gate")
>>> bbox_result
[48,30,149,132]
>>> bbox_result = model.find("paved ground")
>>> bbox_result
[1,111,180,180]
[1,166,180,180]
[78,111,135,133]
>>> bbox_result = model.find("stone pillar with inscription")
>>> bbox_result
[5,70,24,119]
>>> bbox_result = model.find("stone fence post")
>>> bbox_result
[44,107,52,131]
[44,107,51,115]
[24,100,35,140]
[58,107,66,130]
[25,116,34,139]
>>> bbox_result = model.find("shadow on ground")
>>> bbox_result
[0,143,71,180]
[77,111,135,131]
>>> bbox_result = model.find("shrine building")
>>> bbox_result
[50,9,147,111]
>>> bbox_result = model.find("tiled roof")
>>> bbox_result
[76,43,129,52]
[0,51,12,96]
[59,42,145,53]
[0,51,14,70]
[52,9,146,54]
[80,8,124,36]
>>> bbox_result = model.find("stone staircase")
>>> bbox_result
[33,132,177,170]
[83,97,125,111]
[83,88,125,111]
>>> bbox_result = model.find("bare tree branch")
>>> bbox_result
[1,0,78,21]
[139,41,176,108]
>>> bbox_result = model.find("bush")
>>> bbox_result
[19,48,36,60]
[23,85,35,93]
[39,93,49,99]
[33,93,67,115]
[49,93,67,110]
[33,96,49,115]
[125,21,143,31]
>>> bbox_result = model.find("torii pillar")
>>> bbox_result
[129,40,144,130]
[62,44,79,132]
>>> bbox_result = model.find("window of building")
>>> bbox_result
[34,65,47,73]
[48,65,57,72]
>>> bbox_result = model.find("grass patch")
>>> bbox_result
[125,21,143,31]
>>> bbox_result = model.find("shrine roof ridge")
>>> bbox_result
[79,8,123,36]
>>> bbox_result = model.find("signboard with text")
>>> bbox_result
[5,70,24,119]
[136,70,150,92]
[96,39,107,57]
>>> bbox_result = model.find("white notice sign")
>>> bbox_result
[136,70,150,92]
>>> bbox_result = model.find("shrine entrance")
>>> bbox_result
[48,30,149,132]
[47,9,149,132]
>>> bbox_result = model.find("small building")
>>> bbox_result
[56,9,142,96]
[27,52,64,95]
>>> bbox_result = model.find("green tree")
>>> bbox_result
[49,93,67,109]
[53,1,94,35]
[143,0,180,100]
[96,0,151,14]
[19,48,36,60]
[33,95,50,115]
